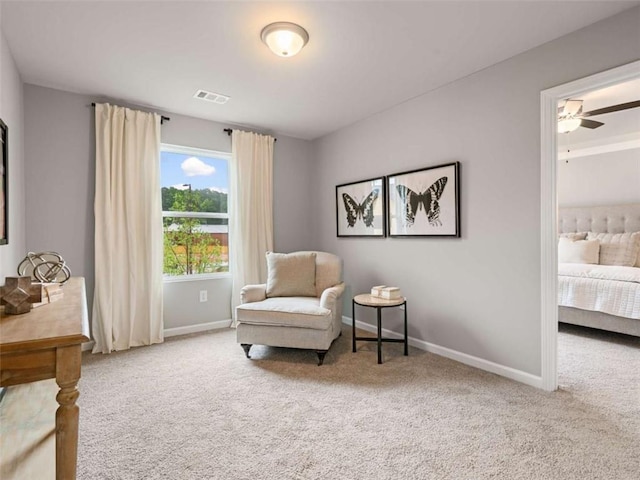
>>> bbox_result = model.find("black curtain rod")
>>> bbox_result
[91,103,170,124]
[224,128,277,142]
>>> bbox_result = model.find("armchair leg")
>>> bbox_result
[316,350,328,366]
[241,344,252,359]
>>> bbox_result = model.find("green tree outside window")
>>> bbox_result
[162,186,228,275]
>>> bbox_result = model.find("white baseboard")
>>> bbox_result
[81,320,232,353]
[343,316,543,389]
[163,319,232,338]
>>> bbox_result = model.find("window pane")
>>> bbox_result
[160,150,228,213]
[160,145,230,278]
[163,217,229,275]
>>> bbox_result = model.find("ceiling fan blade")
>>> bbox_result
[581,100,640,117]
[560,99,583,117]
[579,119,604,129]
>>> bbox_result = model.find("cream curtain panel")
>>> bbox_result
[92,103,164,353]
[230,130,275,320]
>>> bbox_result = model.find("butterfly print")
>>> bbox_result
[396,177,448,227]
[342,190,379,228]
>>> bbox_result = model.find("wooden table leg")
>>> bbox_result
[55,345,82,480]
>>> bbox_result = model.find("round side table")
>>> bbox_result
[352,294,408,364]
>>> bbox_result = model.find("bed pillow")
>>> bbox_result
[559,232,588,241]
[266,252,317,298]
[558,237,600,264]
[586,232,640,267]
[631,232,640,268]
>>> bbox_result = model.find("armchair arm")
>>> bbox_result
[240,284,267,304]
[320,282,345,311]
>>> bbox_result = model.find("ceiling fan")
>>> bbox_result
[557,98,640,133]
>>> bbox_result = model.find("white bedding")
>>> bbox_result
[558,263,640,320]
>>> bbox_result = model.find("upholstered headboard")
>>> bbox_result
[558,204,640,234]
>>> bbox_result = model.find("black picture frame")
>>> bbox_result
[0,119,7,246]
[387,161,460,237]
[336,176,386,237]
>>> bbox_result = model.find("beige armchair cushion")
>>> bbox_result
[236,297,332,330]
[265,251,317,298]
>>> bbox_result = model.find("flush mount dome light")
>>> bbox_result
[261,22,309,57]
[558,118,582,133]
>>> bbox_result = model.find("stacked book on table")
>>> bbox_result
[33,283,64,308]
[370,285,402,300]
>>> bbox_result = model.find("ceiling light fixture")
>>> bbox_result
[558,118,582,133]
[261,22,309,57]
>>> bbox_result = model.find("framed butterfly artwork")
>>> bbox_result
[336,176,386,237]
[387,162,460,237]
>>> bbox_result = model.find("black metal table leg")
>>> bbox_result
[377,307,382,364]
[352,298,356,353]
[404,301,408,356]
[352,294,407,365]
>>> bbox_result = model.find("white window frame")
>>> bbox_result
[161,143,231,282]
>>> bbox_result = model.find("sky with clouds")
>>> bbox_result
[161,151,228,193]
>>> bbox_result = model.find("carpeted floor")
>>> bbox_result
[76,324,640,480]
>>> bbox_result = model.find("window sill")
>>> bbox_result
[163,273,231,283]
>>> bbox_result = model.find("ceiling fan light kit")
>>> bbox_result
[558,117,582,133]
[557,98,640,133]
[261,22,309,57]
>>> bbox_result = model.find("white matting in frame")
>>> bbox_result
[336,176,386,237]
[387,162,460,237]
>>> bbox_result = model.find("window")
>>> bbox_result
[160,144,230,279]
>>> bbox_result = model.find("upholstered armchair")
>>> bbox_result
[236,251,344,365]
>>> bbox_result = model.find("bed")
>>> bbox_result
[558,204,640,337]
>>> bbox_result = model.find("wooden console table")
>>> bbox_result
[1,277,89,480]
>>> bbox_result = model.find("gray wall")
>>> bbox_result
[23,84,315,330]
[24,86,95,305]
[312,8,640,377]
[0,19,25,279]
[558,148,640,207]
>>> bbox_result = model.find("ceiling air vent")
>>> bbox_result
[193,89,230,105]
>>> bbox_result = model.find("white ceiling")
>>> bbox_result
[2,1,638,140]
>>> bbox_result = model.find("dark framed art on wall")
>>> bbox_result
[0,119,7,245]
[387,162,460,237]
[336,176,386,237]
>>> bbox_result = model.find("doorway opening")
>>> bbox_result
[539,60,640,391]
